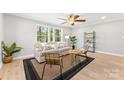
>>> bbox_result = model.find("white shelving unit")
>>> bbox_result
[84,31,95,52]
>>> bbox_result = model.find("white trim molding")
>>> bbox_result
[13,54,34,60]
[96,51,124,57]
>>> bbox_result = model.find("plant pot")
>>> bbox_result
[72,45,75,50]
[3,56,13,64]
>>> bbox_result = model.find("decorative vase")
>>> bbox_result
[3,56,13,64]
[72,45,75,50]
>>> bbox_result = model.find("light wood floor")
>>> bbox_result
[72,53,124,80]
[0,52,124,80]
[0,59,25,80]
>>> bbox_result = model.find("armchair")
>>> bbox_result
[41,52,63,80]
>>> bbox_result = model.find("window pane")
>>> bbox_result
[37,26,41,42]
[55,29,61,42]
[37,26,48,43]
[50,28,53,42]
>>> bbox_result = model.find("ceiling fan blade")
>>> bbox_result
[58,18,67,20]
[75,19,86,22]
[61,22,67,24]
[74,15,80,19]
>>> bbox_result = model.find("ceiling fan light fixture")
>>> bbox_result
[68,20,74,25]
[58,14,86,26]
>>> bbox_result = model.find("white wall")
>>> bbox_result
[72,20,124,55]
[4,14,71,58]
[0,14,3,68]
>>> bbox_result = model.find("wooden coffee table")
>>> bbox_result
[69,49,82,54]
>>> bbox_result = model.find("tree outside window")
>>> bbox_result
[37,25,62,43]
[50,28,53,42]
[55,29,61,42]
[37,26,48,43]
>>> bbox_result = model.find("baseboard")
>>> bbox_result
[14,54,34,60]
[96,51,124,57]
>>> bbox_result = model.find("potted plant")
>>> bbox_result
[69,36,77,49]
[1,41,22,63]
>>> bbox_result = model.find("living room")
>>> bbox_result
[1,0,124,93]
[0,13,124,80]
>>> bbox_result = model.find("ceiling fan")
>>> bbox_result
[58,14,86,26]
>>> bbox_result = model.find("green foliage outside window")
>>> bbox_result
[37,26,48,42]
[55,29,61,42]
[50,28,53,42]
[37,25,62,43]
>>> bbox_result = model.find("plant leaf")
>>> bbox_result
[2,42,22,56]
[10,47,22,55]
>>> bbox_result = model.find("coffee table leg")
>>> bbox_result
[71,54,76,66]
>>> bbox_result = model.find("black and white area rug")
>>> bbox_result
[23,56,94,80]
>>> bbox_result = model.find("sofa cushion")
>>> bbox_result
[44,45,53,50]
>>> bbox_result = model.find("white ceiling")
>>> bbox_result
[9,13,124,28]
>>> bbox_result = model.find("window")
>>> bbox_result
[54,28,61,42]
[37,25,63,43]
[50,28,53,42]
[37,26,48,43]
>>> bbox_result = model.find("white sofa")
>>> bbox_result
[34,42,71,63]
